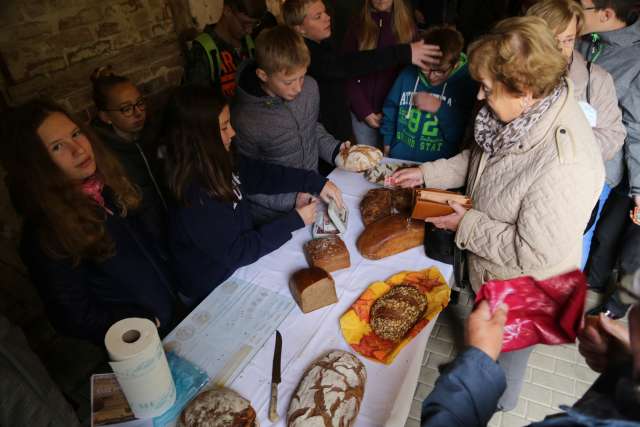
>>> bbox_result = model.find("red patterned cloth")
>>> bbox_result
[475,270,587,352]
[81,175,113,215]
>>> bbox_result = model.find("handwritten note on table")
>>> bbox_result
[163,278,294,386]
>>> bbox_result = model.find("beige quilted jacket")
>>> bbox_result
[419,79,605,291]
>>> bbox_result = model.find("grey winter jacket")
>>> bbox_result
[232,64,341,224]
[568,51,626,187]
[578,19,640,195]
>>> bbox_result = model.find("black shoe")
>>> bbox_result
[586,296,630,319]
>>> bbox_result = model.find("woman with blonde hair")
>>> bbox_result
[2,100,177,344]
[342,0,415,147]
[392,16,604,409]
[527,0,626,270]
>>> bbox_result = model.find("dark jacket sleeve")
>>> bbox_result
[308,39,412,81]
[421,347,506,427]
[178,189,305,300]
[238,155,327,196]
[20,236,156,345]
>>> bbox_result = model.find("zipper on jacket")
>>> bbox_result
[135,143,168,212]
[284,103,305,165]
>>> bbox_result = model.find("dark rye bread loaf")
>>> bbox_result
[178,388,256,427]
[288,350,366,427]
[360,188,413,226]
[370,285,428,342]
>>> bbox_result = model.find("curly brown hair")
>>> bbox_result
[468,16,567,98]
[2,99,140,264]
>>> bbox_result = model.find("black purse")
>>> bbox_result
[424,223,468,304]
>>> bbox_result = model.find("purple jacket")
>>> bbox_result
[343,11,409,121]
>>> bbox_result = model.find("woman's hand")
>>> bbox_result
[413,92,442,113]
[320,181,344,209]
[466,300,508,361]
[390,167,424,188]
[424,201,468,231]
[578,314,631,372]
[410,40,442,68]
[296,199,319,226]
[364,113,382,129]
[295,192,315,208]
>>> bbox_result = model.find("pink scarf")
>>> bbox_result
[81,175,113,215]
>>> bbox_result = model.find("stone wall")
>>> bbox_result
[0,0,193,341]
[0,0,186,121]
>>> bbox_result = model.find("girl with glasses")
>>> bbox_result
[90,66,168,241]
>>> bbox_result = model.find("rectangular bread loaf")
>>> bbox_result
[289,267,338,314]
[304,236,350,272]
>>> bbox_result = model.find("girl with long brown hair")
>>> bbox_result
[2,99,177,344]
[165,86,343,303]
[343,0,416,147]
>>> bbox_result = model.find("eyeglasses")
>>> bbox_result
[106,98,146,117]
[424,65,453,79]
[583,6,597,11]
[232,8,263,31]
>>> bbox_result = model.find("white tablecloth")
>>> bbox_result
[168,166,453,427]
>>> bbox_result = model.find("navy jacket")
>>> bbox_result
[422,347,640,427]
[168,155,327,303]
[305,37,412,141]
[20,196,177,345]
[91,118,168,240]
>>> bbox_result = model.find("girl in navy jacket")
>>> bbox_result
[3,100,177,345]
[164,86,343,304]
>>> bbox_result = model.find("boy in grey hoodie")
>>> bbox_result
[232,25,346,224]
[577,0,640,317]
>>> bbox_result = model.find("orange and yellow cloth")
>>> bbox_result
[340,267,450,364]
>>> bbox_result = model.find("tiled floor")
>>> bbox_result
[406,288,604,427]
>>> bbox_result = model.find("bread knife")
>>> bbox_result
[268,330,282,422]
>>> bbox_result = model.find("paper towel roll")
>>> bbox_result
[105,318,176,419]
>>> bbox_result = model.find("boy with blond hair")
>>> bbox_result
[232,25,346,224]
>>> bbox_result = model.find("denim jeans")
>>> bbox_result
[582,183,612,270]
[350,112,381,148]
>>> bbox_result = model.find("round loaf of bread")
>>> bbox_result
[340,145,383,172]
[288,350,366,427]
[178,388,256,427]
[370,285,428,342]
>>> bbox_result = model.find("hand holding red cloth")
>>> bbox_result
[475,270,587,352]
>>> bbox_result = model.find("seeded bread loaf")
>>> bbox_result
[304,236,350,272]
[357,215,425,260]
[287,350,366,427]
[290,267,338,313]
[178,387,256,427]
[370,285,428,342]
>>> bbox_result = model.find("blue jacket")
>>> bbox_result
[381,55,477,163]
[422,347,640,427]
[20,194,177,345]
[168,155,327,303]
